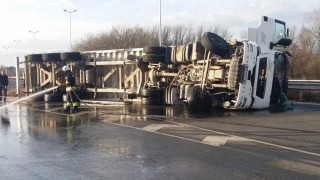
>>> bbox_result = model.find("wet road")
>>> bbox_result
[0,100,320,179]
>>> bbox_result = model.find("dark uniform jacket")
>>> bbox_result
[65,70,76,91]
[0,74,8,87]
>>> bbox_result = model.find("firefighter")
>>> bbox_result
[62,65,79,113]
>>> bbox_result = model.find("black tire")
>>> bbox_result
[128,94,137,99]
[30,94,44,101]
[143,55,165,63]
[27,54,43,63]
[137,58,149,72]
[141,89,163,98]
[127,54,137,60]
[143,46,166,55]
[141,97,163,105]
[44,94,63,102]
[42,53,61,62]
[187,86,211,111]
[200,32,229,57]
[165,47,172,63]
[61,52,82,61]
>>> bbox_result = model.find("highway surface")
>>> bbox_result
[0,100,319,179]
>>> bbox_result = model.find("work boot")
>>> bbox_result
[62,106,71,114]
[72,106,79,113]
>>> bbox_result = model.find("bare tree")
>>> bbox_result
[171,25,187,45]
[73,23,232,50]
[161,25,172,46]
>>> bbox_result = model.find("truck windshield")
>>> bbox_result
[274,21,286,44]
[256,58,268,98]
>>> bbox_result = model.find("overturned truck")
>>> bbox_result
[25,16,292,110]
[140,16,292,110]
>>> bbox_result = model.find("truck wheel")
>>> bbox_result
[137,58,149,72]
[44,94,63,102]
[61,52,82,61]
[141,89,164,98]
[187,86,211,110]
[30,94,44,101]
[200,32,229,57]
[143,46,166,55]
[141,97,163,105]
[143,55,165,63]
[42,53,61,62]
[127,54,137,60]
[27,54,43,63]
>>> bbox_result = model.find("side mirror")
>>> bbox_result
[277,38,292,46]
[270,38,292,49]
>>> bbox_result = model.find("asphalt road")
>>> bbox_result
[0,100,320,179]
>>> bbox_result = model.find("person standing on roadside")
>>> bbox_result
[0,70,9,102]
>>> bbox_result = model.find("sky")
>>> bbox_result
[0,0,319,67]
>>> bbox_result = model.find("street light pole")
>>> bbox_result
[29,30,39,53]
[159,0,162,46]
[63,9,77,50]
[13,40,21,57]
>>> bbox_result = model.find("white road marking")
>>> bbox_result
[202,136,252,146]
[171,121,320,158]
[142,124,183,132]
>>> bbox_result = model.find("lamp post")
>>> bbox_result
[63,9,77,50]
[29,30,39,53]
[13,40,21,57]
[159,0,162,46]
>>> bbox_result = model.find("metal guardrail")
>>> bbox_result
[288,80,320,90]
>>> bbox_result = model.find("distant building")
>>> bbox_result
[0,66,24,77]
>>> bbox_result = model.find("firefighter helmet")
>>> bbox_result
[62,65,71,71]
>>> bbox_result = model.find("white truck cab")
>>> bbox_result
[236,16,291,109]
